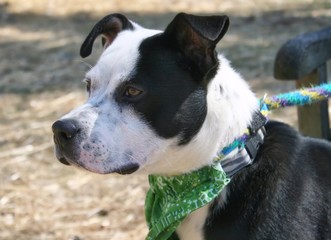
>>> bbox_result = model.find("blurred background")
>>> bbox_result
[0,0,330,239]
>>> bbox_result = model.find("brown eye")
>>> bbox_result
[124,86,143,98]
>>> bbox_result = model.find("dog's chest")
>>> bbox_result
[176,204,209,240]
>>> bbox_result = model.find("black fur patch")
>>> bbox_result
[115,33,212,145]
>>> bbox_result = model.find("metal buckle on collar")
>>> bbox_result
[245,127,265,160]
[249,111,267,133]
[245,111,267,160]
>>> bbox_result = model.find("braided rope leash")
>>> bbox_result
[261,83,331,117]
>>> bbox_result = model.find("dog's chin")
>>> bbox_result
[112,163,140,175]
[56,155,139,175]
[79,162,140,175]
[58,157,71,165]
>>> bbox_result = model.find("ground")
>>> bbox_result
[0,0,330,239]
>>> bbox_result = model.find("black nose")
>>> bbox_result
[52,119,80,142]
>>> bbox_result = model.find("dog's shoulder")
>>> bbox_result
[255,120,305,170]
[262,120,331,170]
[258,120,331,188]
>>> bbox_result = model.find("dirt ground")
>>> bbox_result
[0,0,330,239]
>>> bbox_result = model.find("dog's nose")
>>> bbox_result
[52,119,80,141]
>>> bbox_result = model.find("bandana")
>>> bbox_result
[145,163,230,240]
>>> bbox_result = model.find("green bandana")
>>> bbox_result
[145,162,230,240]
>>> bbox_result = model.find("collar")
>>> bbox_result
[220,111,266,177]
[145,111,267,240]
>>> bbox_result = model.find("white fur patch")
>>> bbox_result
[176,203,210,240]
[176,187,229,240]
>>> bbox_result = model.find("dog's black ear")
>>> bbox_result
[164,13,229,77]
[80,13,134,58]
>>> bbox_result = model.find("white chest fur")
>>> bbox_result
[176,204,210,240]
[175,185,229,240]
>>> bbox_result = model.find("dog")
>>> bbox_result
[52,13,331,240]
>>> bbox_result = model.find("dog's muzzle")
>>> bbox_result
[52,118,140,175]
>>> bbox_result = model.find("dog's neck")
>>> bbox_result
[217,110,266,176]
[203,55,259,158]
[145,91,265,239]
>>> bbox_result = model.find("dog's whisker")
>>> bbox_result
[74,59,93,70]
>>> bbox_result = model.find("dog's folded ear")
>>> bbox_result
[80,13,134,58]
[164,13,229,77]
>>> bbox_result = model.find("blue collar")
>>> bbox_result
[218,111,267,177]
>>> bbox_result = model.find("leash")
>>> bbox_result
[145,83,331,240]
[261,83,331,117]
[210,83,331,165]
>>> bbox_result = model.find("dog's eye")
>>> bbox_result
[124,86,143,98]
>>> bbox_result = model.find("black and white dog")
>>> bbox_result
[52,13,331,240]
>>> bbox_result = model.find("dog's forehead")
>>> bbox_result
[87,25,161,87]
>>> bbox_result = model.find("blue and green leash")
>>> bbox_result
[261,83,331,116]
[145,83,331,240]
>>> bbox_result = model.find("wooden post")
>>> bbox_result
[295,64,330,139]
[274,27,331,140]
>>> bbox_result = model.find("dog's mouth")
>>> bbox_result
[55,151,139,175]
[58,157,71,165]
[112,163,140,175]
[54,144,72,165]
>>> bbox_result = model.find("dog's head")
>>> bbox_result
[52,13,255,175]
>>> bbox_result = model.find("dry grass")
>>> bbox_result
[1,0,330,239]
